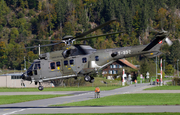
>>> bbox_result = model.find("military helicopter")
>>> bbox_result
[21,19,172,90]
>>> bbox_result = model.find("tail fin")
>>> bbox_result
[142,31,168,51]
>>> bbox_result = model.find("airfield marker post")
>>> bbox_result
[160,58,162,86]
[122,69,125,86]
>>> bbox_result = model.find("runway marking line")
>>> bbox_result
[3,109,9,111]
[3,109,25,115]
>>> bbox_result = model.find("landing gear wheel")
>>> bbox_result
[84,75,91,82]
[38,86,44,91]
[38,82,43,91]
[89,77,94,83]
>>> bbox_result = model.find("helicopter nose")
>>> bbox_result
[21,73,31,81]
[21,73,26,80]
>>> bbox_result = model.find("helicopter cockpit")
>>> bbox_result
[21,61,41,81]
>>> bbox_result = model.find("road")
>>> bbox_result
[0,83,180,114]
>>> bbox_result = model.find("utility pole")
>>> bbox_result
[24,56,26,71]
[177,59,179,77]
[160,58,162,86]
[39,44,40,56]
[156,56,157,79]
[164,59,165,73]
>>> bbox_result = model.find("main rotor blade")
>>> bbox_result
[26,39,61,42]
[74,18,117,39]
[76,31,123,41]
[25,42,64,49]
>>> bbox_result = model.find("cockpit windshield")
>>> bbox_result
[27,61,41,76]
[34,63,41,70]
[28,63,33,71]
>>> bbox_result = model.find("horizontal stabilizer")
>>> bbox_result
[143,52,162,58]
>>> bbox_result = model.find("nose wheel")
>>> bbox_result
[38,82,44,91]
[84,75,91,82]
[84,75,94,83]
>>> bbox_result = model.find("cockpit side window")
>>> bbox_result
[38,64,41,69]
[50,62,56,70]
[82,58,87,63]
[34,63,41,70]
[34,64,37,70]
[95,56,99,61]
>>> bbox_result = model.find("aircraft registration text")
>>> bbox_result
[118,50,131,55]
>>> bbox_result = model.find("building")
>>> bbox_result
[102,59,138,80]
[0,73,51,88]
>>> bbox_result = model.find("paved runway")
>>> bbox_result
[0,91,89,95]
[1,83,180,114]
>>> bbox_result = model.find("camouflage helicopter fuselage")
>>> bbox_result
[22,32,165,85]
[21,19,170,90]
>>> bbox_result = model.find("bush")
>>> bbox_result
[172,77,180,86]
[28,9,36,17]
[17,11,25,18]
[115,76,121,81]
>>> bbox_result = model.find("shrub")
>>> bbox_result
[172,77,180,86]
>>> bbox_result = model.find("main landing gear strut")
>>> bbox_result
[38,82,44,91]
[84,75,94,83]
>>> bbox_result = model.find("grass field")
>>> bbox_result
[0,77,124,92]
[145,85,180,90]
[21,113,180,115]
[0,95,68,105]
[0,86,122,92]
[52,93,180,106]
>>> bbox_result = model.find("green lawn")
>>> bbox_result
[0,95,68,105]
[52,93,180,106]
[145,85,180,90]
[0,86,122,92]
[18,113,180,115]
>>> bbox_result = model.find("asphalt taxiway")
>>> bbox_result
[1,83,180,114]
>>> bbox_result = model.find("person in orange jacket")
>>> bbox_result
[95,87,100,98]
[134,79,137,87]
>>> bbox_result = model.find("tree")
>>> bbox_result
[55,0,67,35]
[140,58,149,79]
[165,64,174,75]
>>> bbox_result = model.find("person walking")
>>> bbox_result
[134,79,137,87]
[95,87,100,98]
[156,78,159,85]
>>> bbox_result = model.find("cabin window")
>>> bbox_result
[82,58,87,63]
[95,56,99,61]
[70,60,74,65]
[64,60,68,66]
[11,75,21,79]
[116,65,118,68]
[119,65,122,68]
[56,61,60,67]
[110,65,112,68]
[50,62,56,70]
[113,70,117,74]
[109,70,112,74]
[113,65,116,68]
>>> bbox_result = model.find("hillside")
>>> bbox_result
[0,0,180,76]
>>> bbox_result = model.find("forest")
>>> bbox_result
[0,0,180,76]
